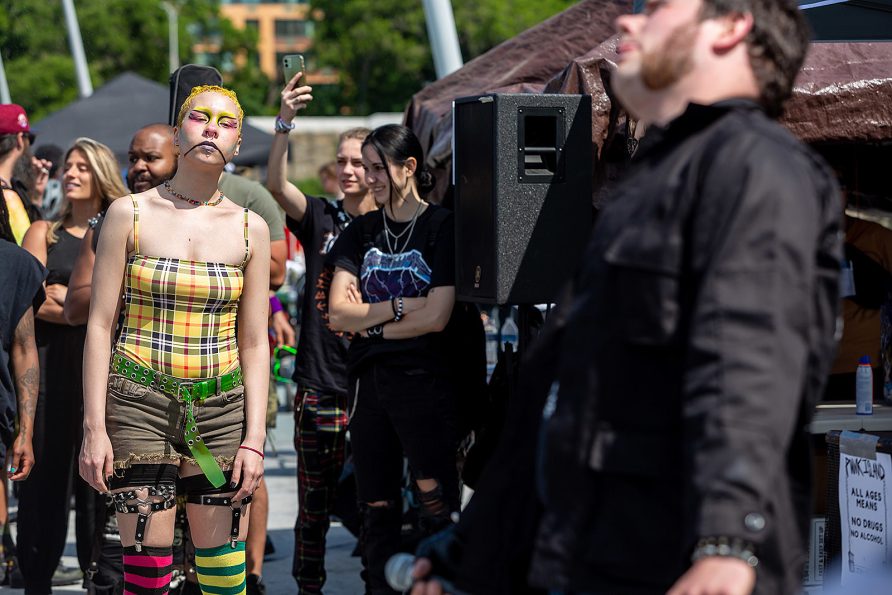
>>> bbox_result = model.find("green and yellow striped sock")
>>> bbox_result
[194,542,246,595]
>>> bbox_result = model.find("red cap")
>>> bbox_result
[0,104,34,140]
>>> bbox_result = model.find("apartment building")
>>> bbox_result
[195,0,336,84]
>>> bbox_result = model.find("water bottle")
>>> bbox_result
[500,311,519,353]
[856,356,873,415]
[483,309,498,368]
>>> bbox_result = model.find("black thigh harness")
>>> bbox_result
[109,464,178,552]
[180,471,253,549]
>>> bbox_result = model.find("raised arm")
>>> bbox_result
[266,72,313,223]
[64,226,97,325]
[80,198,132,493]
[231,212,271,502]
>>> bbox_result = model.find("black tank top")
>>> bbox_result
[45,228,82,287]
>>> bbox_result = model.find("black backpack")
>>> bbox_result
[168,65,223,126]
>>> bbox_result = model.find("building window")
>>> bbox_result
[245,19,259,31]
[275,19,310,41]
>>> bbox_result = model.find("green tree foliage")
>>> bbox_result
[0,0,271,121]
[308,0,577,115]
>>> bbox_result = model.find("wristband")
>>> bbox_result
[394,296,404,322]
[391,298,398,318]
[367,324,384,338]
[691,537,758,568]
[274,115,296,134]
[269,295,284,316]
[238,445,265,460]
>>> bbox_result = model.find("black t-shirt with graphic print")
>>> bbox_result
[327,204,455,376]
[286,195,354,396]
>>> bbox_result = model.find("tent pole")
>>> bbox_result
[421,0,464,79]
[0,52,11,104]
[61,0,93,98]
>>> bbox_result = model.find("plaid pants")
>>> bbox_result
[292,388,349,594]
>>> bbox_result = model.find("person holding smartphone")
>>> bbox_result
[267,65,379,594]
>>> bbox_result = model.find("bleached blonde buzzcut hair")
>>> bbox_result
[176,85,244,131]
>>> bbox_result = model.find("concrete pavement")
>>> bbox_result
[1,410,364,594]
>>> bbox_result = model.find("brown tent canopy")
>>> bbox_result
[404,0,630,201]
[406,0,892,204]
[784,42,892,144]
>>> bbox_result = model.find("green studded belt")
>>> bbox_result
[111,354,244,488]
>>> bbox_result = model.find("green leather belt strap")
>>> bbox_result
[111,354,244,488]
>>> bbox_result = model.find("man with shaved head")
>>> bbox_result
[65,124,178,325]
[126,124,178,193]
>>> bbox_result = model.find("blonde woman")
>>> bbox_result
[19,137,126,593]
[79,86,269,595]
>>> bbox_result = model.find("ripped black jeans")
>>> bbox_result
[349,362,459,594]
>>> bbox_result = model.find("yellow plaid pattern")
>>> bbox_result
[115,254,244,378]
[114,197,248,378]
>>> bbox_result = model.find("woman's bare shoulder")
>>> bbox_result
[25,219,51,235]
[103,195,138,229]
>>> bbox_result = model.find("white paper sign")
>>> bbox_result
[838,451,891,584]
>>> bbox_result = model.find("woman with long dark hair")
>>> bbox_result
[79,85,269,595]
[19,137,127,592]
[328,124,458,594]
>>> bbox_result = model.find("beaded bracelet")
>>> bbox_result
[691,537,758,567]
[239,445,265,460]
[393,296,403,322]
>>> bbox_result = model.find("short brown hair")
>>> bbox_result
[318,161,337,179]
[701,0,811,117]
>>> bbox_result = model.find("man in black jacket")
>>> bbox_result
[412,1,841,594]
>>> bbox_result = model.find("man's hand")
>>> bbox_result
[279,72,313,122]
[667,557,756,595]
[410,558,449,595]
[8,432,35,481]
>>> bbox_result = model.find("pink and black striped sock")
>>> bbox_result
[123,545,173,595]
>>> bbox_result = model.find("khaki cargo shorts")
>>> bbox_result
[106,373,246,470]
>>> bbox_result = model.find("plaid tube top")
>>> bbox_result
[115,255,245,378]
[113,195,248,378]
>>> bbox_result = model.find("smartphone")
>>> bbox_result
[282,54,305,87]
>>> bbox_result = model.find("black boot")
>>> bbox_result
[360,503,402,595]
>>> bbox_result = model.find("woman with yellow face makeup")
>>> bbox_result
[79,86,270,595]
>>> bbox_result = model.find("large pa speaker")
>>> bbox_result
[453,93,592,304]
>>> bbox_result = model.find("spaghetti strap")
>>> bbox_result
[240,208,249,268]
[129,194,140,254]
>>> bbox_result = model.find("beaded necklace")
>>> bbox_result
[164,181,224,207]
